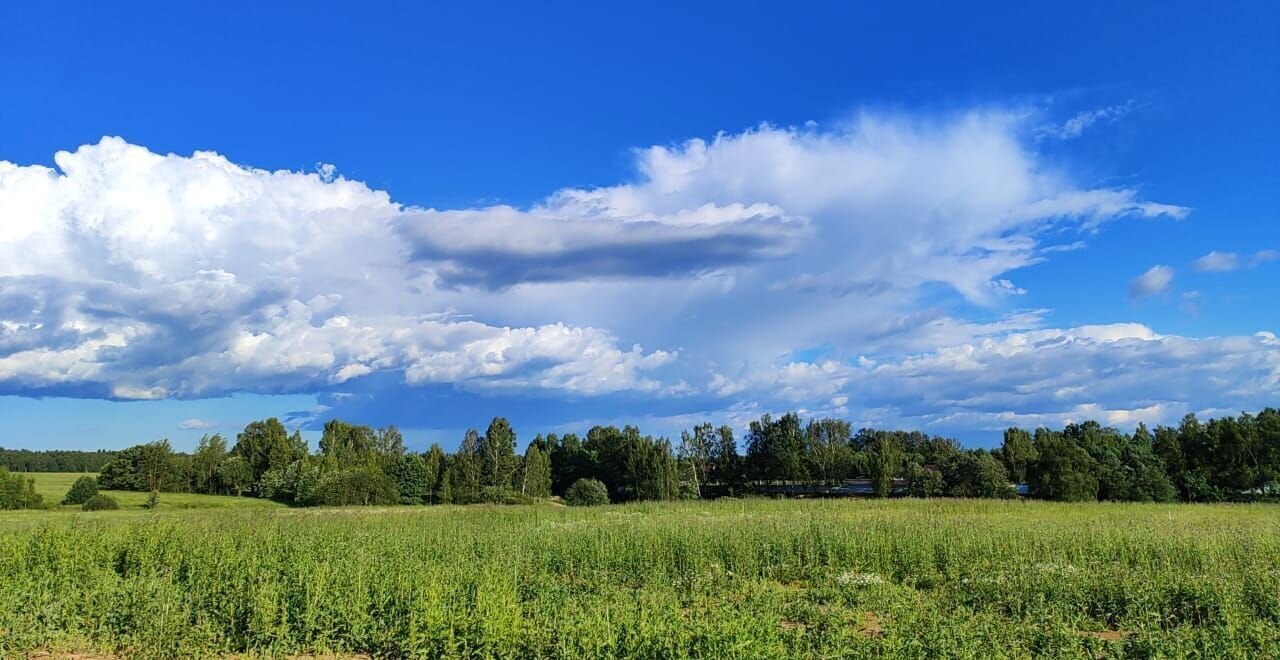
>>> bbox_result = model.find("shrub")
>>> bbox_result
[81,494,120,511]
[144,490,160,510]
[564,478,610,506]
[310,467,399,506]
[479,485,514,504]
[62,475,100,505]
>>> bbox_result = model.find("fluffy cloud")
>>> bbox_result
[0,112,1203,431]
[1129,265,1174,300]
[0,138,672,398]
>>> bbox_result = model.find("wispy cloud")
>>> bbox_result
[1192,249,1278,272]
[1040,100,1138,140]
[178,418,218,430]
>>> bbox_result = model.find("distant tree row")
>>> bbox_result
[0,447,117,473]
[65,408,1280,507]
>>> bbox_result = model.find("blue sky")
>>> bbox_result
[0,1,1276,451]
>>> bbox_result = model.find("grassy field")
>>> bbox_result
[2,499,1279,658]
[21,472,285,511]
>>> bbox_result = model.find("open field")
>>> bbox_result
[2,499,1280,658]
[21,472,286,512]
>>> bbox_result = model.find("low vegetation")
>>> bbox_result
[564,477,610,506]
[79,493,119,511]
[1,499,1278,658]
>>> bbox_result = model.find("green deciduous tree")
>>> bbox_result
[422,444,447,503]
[0,467,43,510]
[479,417,518,492]
[190,434,228,494]
[943,451,1012,499]
[710,424,745,494]
[218,455,254,497]
[518,444,552,498]
[319,419,376,467]
[375,426,406,470]
[233,419,306,486]
[1029,429,1098,502]
[445,430,483,504]
[98,440,180,492]
[746,413,808,483]
[679,423,716,496]
[806,418,854,484]
[1000,428,1037,484]
[386,453,432,504]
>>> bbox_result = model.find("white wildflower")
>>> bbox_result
[837,571,886,587]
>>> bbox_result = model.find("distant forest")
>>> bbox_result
[0,447,118,473]
[4,409,1279,505]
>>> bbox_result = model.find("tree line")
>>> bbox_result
[34,407,1272,508]
[0,447,118,473]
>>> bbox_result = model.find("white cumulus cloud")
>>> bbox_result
[0,110,1212,431]
[0,138,672,398]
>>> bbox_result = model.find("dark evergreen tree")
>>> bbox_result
[62,475,99,505]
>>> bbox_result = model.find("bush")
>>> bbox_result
[564,478,610,506]
[81,494,120,511]
[62,475,100,505]
[310,467,399,506]
[479,485,514,504]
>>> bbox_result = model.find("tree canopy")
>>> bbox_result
[48,407,1280,508]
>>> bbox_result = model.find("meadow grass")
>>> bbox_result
[21,472,286,512]
[2,498,1279,658]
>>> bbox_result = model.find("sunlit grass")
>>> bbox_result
[2,498,1278,658]
[19,471,286,512]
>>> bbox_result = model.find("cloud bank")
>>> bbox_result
[5,108,1273,437]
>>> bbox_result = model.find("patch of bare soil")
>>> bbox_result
[1077,629,1129,642]
[857,611,885,639]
